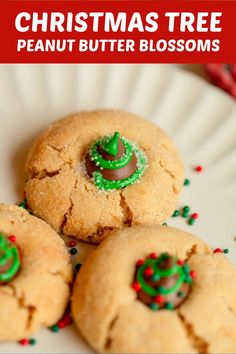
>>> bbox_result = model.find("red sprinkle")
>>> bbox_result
[154,295,164,304]
[8,235,16,243]
[132,282,141,292]
[191,213,199,219]
[214,248,222,253]
[19,339,29,346]
[149,252,157,259]
[177,259,184,266]
[136,259,144,267]
[63,314,73,326]
[68,240,77,248]
[195,165,203,172]
[144,267,153,277]
[58,320,66,329]
[190,270,197,279]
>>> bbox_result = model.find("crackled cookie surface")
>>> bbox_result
[0,204,72,341]
[25,110,184,243]
[72,226,236,353]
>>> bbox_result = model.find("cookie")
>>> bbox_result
[25,110,184,243]
[71,225,236,353]
[0,204,72,341]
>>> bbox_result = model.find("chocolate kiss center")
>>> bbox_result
[135,256,191,310]
[98,138,125,161]
[0,258,14,284]
[86,137,138,181]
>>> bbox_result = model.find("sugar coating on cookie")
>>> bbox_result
[71,225,236,353]
[25,110,184,243]
[0,204,72,341]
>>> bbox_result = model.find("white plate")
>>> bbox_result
[0,64,236,353]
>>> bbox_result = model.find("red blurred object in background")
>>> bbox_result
[204,64,236,99]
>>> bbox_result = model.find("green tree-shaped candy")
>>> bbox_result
[101,132,120,156]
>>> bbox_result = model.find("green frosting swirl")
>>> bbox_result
[0,234,20,283]
[89,133,147,191]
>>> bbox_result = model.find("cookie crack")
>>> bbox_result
[61,180,120,243]
[49,270,72,287]
[45,143,77,168]
[159,160,175,179]
[104,314,119,351]
[28,141,74,179]
[159,160,177,194]
[45,143,63,153]
[61,199,74,232]
[60,178,78,233]
[7,284,36,330]
[83,183,90,192]
[46,135,79,155]
[185,244,198,262]
[177,313,209,354]
[119,191,133,227]
[29,168,62,180]
[185,244,212,263]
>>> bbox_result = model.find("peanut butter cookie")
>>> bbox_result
[25,110,184,243]
[0,204,72,341]
[72,225,236,353]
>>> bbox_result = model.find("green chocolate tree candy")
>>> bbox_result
[101,132,120,156]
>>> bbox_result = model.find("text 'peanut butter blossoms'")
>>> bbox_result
[132,252,195,311]
[0,233,20,284]
[85,132,147,190]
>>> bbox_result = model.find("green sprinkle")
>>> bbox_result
[150,303,159,311]
[50,324,59,333]
[152,273,160,281]
[19,199,27,209]
[177,291,185,298]
[183,264,190,274]
[29,338,37,345]
[184,275,192,284]
[182,211,189,218]
[183,206,190,213]
[188,218,195,226]
[70,247,77,255]
[162,222,167,226]
[164,302,174,310]
[158,286,166,294]
[224,248,229,254]
[184,178,190,186]
[172,210,180,217]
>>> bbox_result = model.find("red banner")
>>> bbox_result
[0,0,235,63]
